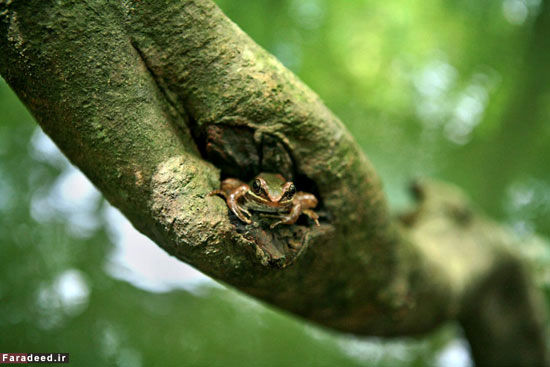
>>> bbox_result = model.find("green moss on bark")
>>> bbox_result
[1,1,547,365]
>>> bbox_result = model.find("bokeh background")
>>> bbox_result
[1,0,549,366]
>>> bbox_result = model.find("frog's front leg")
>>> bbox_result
[210,178,252,224]
[270,191,320,228]
[270,201,302,229]
[227,185,252,223]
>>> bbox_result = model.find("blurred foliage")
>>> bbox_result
[1,0,549,366]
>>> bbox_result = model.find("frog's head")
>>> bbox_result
[251,173,296,204]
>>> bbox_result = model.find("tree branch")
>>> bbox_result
[0,0,547,365]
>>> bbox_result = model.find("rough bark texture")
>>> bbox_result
[0,1,547,365]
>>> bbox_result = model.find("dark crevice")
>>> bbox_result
[204,124,261,180]
[294,172,324,212]
[130,39,201,154]
[187,114,209,160]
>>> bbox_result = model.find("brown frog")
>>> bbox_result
[210,173,320,228]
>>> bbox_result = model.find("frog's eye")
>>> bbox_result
[284,183,296,198]
[252,179,262,194]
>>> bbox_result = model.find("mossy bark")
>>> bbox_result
[0,0,547,365]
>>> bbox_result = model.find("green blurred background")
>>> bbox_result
[1,0,549,365]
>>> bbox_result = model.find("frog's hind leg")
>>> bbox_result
[208,189,227,198]
[302,209,320,226]
[220,178,245,192]
[209,178,245,198]
[295,192,320,226]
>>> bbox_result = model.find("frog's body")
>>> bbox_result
[210,173,320,228]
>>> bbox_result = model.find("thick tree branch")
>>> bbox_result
[0,0,547,365]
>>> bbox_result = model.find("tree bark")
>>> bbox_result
[0,0,547,365]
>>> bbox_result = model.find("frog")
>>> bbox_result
[210,173,320,228]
